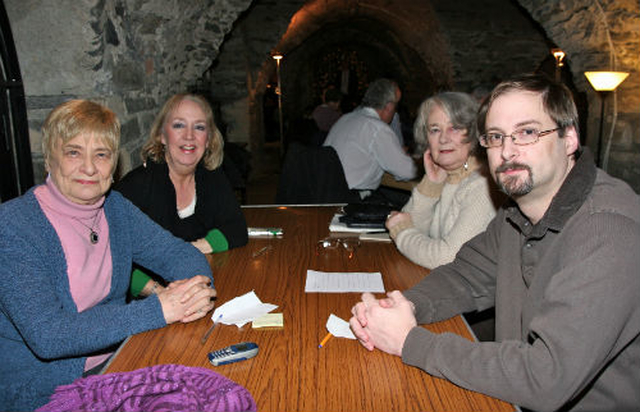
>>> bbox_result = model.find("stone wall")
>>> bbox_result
[518,0,640,188]
[5,0,639,191]
[6,0,252,181]
[433,0,551,93]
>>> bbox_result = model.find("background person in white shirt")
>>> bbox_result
[324,78,417,203]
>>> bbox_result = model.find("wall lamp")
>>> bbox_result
[272,52,284,154]
[551,49,565,81]
[584,71,629,167]
[552,49,565,67]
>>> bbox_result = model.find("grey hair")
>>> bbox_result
[361,78,399,110]
[413,92,479,156]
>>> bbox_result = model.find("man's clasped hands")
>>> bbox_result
[349,291,418,356]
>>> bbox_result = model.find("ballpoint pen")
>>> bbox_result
[252,245,272,258]
[201,314,223,344]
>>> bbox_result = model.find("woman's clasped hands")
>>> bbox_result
[385,210,412,231]
[157,275,217,324]
[349,291,417,356]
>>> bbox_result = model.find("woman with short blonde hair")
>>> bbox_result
[0,99,215,411]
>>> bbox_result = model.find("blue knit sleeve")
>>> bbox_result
[0,190,214,411]
[0,193,168,360]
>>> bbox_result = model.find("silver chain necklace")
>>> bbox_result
[73,210,102,245]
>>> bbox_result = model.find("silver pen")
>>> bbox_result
[201,313,223,344]
[252,245,272,258]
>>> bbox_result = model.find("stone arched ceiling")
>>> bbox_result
[270,0,451,119]
[231,0,555,103]
[275,0,452,101]
[207,0,554,151]
[277,15,444,119]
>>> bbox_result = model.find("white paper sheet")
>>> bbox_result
[305,270,385,293]
[211,290,278,328]
[358,232,391,242]
[326,314,356,339]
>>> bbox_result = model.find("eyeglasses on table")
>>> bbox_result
[316,237,361,259]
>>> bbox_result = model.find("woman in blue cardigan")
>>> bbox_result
[0,100,216,411]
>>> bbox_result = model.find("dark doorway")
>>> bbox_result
[1,0,33,203]
[263,83,280,143]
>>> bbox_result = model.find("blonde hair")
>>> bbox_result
[42,99,120,168]
[141,93,224,170]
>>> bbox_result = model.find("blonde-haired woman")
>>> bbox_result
[116,93,247,297]
[386,92,502,268]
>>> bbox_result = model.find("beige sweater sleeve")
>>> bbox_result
[388,175,444,239]
[392,173,498,269]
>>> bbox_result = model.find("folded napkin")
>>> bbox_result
[212,290,278,328]
[326,314,356,339]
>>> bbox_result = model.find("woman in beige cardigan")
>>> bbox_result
[386,92,502,269]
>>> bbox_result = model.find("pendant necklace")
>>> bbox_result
[74,210,102,245]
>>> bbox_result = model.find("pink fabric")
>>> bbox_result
[35,177,113,370]
[36,364,257,412]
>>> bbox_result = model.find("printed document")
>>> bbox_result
[305,269,385,293]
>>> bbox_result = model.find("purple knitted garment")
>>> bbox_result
[36,364,256,412]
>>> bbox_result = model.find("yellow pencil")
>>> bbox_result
[318,332,333,348]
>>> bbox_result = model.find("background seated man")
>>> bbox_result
[323,78,417,207]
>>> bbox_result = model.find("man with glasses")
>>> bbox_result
[350,74,640,411]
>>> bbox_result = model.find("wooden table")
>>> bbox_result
[105,206,514,412]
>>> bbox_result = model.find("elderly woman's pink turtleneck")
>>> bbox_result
[35,176,113,370]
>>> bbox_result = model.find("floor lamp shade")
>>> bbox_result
[584,71,629,92]
[584,71,629,167]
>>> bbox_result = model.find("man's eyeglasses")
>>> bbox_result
[479,127,561,148]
